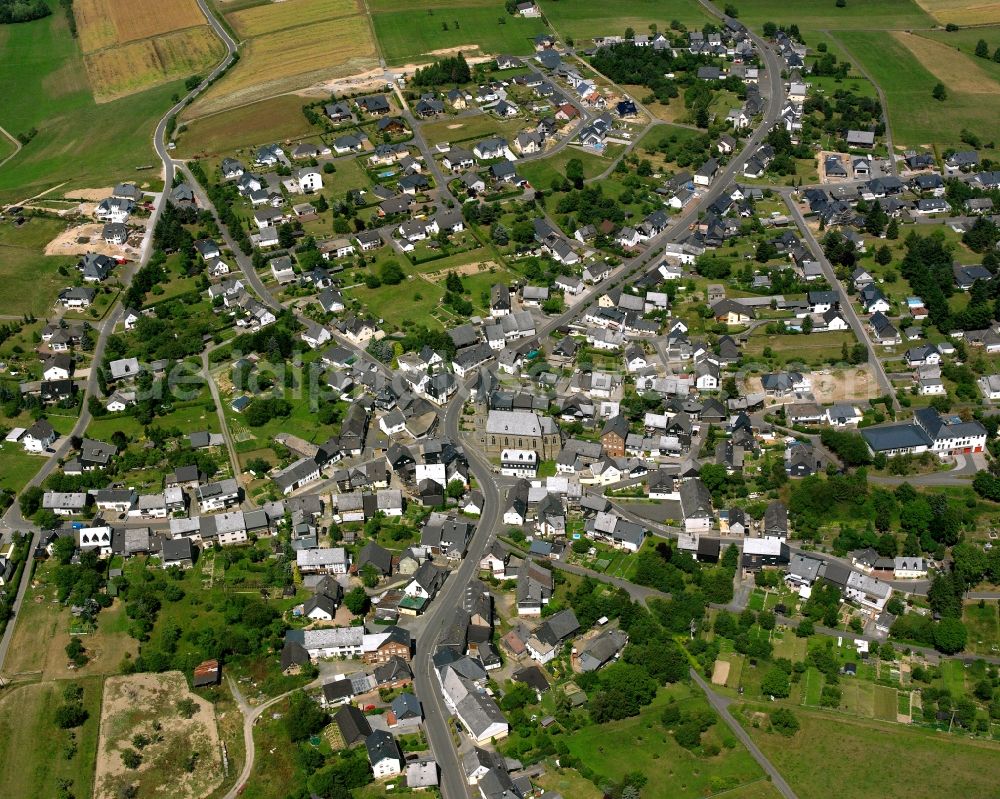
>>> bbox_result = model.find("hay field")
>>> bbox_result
[230,0,358,37]
[74,0,208,52]
[86,27,225,101]
[893,31,1000,94]
[914,0,1000,24]
[73,0,221,100]
[188,13,378,116]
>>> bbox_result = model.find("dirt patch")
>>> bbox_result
[811,366,878,403]
[425,260,500,278]
[63,187,115,202]
[711,659,731,686]
[94,672,223,799]
[896,32,1000,95]
[45,222,134,257]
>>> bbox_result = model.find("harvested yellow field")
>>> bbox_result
[85,26,225,102]
[894,31,1000,95]
[188,14,378,116]
[74,0,208,53]
[230,0,358,38]
[914,0,1000,24]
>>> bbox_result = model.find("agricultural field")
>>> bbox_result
[0,10,185,203]
[229,0,357,37]
[372,0,549,63]
[836,31,1000,154]
[72,0,222,100]
[0,677,104,799]
[537,0,712,43]
[188,0,379,117]
[0,215,77,316]
[743,705,1000,799]
[175,94,317,157]
[94,672,223,799]
[566,687,766,797]
[917,27,1000,86]
[912,0,1000,25]
[84,27,224,102]
[734,0,934,31]
[73,0,209,51]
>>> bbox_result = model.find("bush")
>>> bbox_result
[769,708,800,736]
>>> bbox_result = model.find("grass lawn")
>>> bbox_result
[538,0,712,42]
[964,601,1000,657]
[838,679,875,717]
[742,703,1000,799]
[225,387,340,455]
[0,216,77,316]
[939,658,968,697]
[566,685,765,797]
[744,330,857,367]
[517,146,613,187]
[421,113,526,147]
[734,0,933,30]
[234,695,296,799]
[0,676,104,799]
[835,31,1000,154]
[802,666,824,706]
[86,398,218,442]
[5,560,138,680]
[534,766,602,799]
[873,684,899,722]
[771,633,807,663]
[0,442,45,495]
[176,94,318,157]
[373,6,549,63]
[0,9,183,203]
[350,270,448,332]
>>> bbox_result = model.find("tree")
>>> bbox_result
[885,217,899,240]
[344,587,369,616]
[565,158,585,189]
[19,485,43,517]
[761,667,790,698]
[284,691,328,742]
[976,38,990,58]
[933,617,967,654]
[55,701,89,728]
[770,708,800,736]
[932,82,947,101]
[875,245,892,265]
[121,749,143,769]
[177,698,198,719]
[380,260,405,285]
[65,636,88,667]
[445,271,464,293]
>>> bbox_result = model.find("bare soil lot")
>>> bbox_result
[94,672,223,799]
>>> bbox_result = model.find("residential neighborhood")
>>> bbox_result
[3,4,1000,799]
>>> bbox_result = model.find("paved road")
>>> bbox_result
[689,668,801,799]
[780,190,899,409]
[411,384,502,799]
